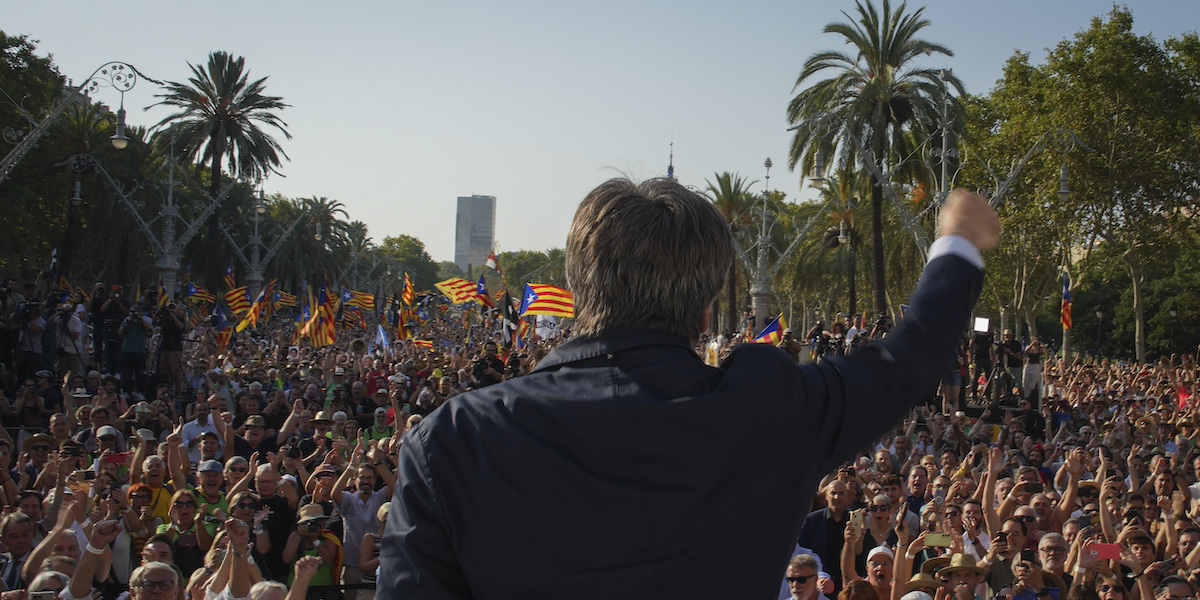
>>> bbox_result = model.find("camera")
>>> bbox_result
[303,521,323,534]
[14,301,36,322]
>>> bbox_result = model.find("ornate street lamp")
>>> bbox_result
[2,62,151,183]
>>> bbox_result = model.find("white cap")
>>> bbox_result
[867,546,895,563]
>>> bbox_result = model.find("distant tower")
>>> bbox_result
[666,141,675,179]
[454,195,496,274]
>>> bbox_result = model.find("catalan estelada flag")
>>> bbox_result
[1060,276,1072,330]
[186,282,216,305]
[156,277,169,308]
[476,274,495,309]
[273,290,297,309]
[225,287,251,316]
[341,289,376,311]
[301,282,337,348]
[213,305,232,355]
[412,339,433,350]
[519,283,573,318]
[224,261,236,290]
[435,278,481,304]
[753,314,786,344]
[236,279,277,332]
[402,273,415,306]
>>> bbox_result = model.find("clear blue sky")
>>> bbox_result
[7,1,1198,262]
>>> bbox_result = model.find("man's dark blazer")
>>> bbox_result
[797,507,842,578]
[379,253,983,599]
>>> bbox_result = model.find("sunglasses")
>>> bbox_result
[787,574,818,585]
[235,502,259,510]
[870,505,891,513]
[137,580,176,591]
[1017,516,1036,522]
[131,495,152,502]
[173,501,197,508]
[1098,585,1124,594]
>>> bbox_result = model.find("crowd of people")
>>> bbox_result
[0,274,562,600]
[2,254,1198,600]
[785,315,1200,600]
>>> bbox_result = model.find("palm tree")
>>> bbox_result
[152,51,291,289]
[706,172,757,334]
[786,0,961,318]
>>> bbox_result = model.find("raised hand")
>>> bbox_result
[988,446,1004,475]
[293,555,322,582]
[224,517,250,549]
[90,519,122,548]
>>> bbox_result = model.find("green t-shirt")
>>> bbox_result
[364,425,393,442]
[190,484,229,536]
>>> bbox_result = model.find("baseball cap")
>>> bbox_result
[244,415,266,428]
[96,425,120,439]
[374,407,388,416]
[313,464,338,478]
[198,459,224,473]
[867,546,895,563]
[334,367,346,376]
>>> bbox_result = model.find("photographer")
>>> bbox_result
[118,304,153,396]
[53,303,85,378]
[283,504,343,589]
[870,313,893,341]
[0,278,25,374]
[470,341,504,388]
[155,302,190,399]
[99,285,130,375]
[777,328,804,363]
[16,295,46,381]
[1000,330,1024,395]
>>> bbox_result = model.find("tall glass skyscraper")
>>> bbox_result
[454,195,496,273]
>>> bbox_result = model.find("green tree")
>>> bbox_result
[380,234,439,292]
[152,51,291,290]
[705,172,757,334]
[970,9,1200,361]
[787,0,962,318]
[0,31,66,277]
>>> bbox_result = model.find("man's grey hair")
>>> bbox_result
[566,178,733,342]
[250,581,288,600]
[789,553,819,571]
[131,561,179,588]
[1039,532,1066,548]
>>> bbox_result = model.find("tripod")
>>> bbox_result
[981,360,1019,408]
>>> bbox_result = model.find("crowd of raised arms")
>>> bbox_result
[2,274,1200,600]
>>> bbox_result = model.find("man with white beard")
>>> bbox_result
[783,554,829,600]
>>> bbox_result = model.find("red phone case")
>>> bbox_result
[1086,543,1122,561]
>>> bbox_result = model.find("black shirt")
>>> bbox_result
[233,435,278,461]
[471,355,505,387]
[258,494,296,582]
[1002,339,1024,368]
[160,314,184,352]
